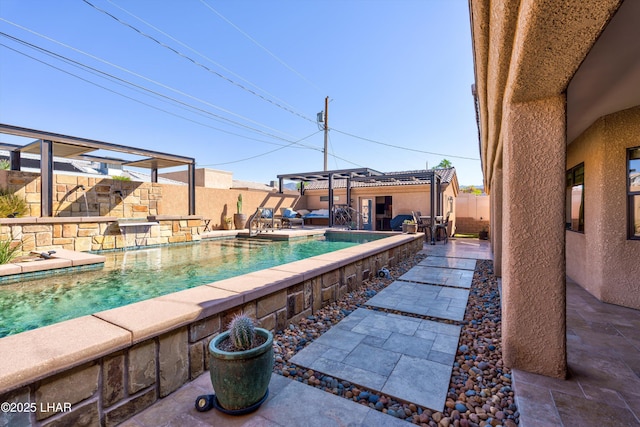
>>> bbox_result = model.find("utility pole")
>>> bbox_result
[323,96,329,171]
[317,96,329,171]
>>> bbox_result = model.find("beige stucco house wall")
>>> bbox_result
[566,106,640,309]
[469,0,639,378]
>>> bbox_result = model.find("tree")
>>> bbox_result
[435,159,452,168]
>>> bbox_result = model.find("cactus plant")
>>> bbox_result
[237,194,243,214]
[228,314,256,350]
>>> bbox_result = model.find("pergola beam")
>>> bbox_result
[0,123,197,216]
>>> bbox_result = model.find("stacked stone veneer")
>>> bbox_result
[0,233,423,427]
[0,216,203,253]
[0,170,162,218]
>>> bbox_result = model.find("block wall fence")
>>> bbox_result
[0,234,423,427]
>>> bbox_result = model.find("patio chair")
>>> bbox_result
[434,212,450,244]
[412,211,433,242]
[250,207,282,232]
[280,208,304,228]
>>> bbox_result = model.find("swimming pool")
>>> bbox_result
[0,233,385,337]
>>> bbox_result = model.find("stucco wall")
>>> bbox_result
[566,106,640,309]
[160,184,299,229]
[160,168,233,189]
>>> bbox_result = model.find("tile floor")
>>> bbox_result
[512,278,640,427]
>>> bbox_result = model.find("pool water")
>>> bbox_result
[0,235,381,337]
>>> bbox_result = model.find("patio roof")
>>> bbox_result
[0,123,196,216]
[277,167,383,182]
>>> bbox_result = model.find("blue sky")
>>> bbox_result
[0,0,482,185]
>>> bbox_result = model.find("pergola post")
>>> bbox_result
[40,139,54,217]
[188,162,195,215]
[328,173,334,227]
[151,167,158,183]
[10,150,20,171]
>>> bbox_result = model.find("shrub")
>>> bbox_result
[0,239,21,264]
[0,188,28,218]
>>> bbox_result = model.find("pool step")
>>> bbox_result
[219,239,273,248]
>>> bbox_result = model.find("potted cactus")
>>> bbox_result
[233,194,247,229]
[199,314,273,414]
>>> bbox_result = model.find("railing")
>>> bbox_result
[332,205,366,230]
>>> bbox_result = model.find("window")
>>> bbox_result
[628,147,640,239]
[566,163,584,232]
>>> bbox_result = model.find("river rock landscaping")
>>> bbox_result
[271,248,520,427]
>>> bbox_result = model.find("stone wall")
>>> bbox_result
[0,233,423,427]
[0,216,204,254]
[0,170,163,218]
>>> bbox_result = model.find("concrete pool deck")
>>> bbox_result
[123,239,489,426]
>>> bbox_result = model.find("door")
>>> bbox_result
[361,198,372,230]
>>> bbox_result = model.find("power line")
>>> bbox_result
[82,0,317,124]
[332,128,480,161]
[200,130,323,166]
[105,0,305,119]
[0,32,324,155]
[0,18,297,139]
[199,0,324,95]
[0,31,298,143]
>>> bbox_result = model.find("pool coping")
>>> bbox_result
[0,232,422,394]
[0,249,106,279]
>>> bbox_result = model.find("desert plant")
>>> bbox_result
[0,159,10,170]
[0,239,21,264]
[112,175,131,181]
[237,194,243,214]
[0,187,28,218]
[228,314,256,351]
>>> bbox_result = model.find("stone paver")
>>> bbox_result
[123,372,409,427]
[290,308,461,411]
[398,266,474,289]
[418,256,477,270]
[423,240,492,260]
[366,280,469,321]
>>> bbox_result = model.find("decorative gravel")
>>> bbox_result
[272,250,519,427]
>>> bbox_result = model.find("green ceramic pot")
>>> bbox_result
[208,328,273,412]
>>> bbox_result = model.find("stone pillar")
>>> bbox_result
[492,166,503,277]
[501,96,567,378]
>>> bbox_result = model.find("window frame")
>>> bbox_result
[566,162,585,233]
[628,147,640,240]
